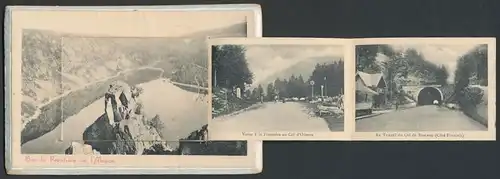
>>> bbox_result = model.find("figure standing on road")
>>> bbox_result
[395,99,399,110]
[394,90,403,110]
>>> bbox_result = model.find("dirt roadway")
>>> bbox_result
[211,102,331,132]
[356,105,487,132]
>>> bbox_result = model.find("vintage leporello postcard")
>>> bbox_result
[351,38,496,141]
[5,5,263,175]
[207,38,351,140]
[206,37,495,141]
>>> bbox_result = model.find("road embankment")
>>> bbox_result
[458,86,488,127]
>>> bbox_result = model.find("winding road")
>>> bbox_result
[211,102,332,132]
[356,105,487,132]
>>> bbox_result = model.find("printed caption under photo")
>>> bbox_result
[25,155,115,165]
[375,132,466,139]
[242,132,314,137]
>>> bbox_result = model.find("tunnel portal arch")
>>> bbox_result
[416,86,443,106]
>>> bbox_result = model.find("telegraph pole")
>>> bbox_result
[321,85,324,97]
[310,80,315,98]
[388,66,392,103]
[214,69,217,88]
[324,76,327,97]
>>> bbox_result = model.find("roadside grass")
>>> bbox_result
[457,86,488,127]
[211,88,259,118]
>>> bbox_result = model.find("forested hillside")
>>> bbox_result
[356,45,449,87]
[256,60,345,100]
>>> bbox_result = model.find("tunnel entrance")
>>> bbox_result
[417,87,443,106]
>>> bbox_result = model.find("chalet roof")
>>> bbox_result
[356,76,379,95]
[356,71,385,88]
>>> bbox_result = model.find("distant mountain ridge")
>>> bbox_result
[255,56,341,88]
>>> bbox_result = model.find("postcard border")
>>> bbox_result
[6,4,262,12]
[5,5,263,175]
[207,37,352,141]
[206,37,496,141]
[351,38,496,141]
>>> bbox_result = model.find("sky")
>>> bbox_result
[386,44,480,83]
[244,44,344,87]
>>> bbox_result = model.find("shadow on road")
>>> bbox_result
[355,105,487,132]
[217,103,266,118]
[355,113,384,121]
[355,104,417,121]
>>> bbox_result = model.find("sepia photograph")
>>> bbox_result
[208,38,348,140]
[20,28,248,156]
[354,39,494,133]
[6,5,262,174]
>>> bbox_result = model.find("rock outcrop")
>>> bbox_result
[65,142,100,155]
[75,80,173,155]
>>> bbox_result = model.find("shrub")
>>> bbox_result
[454,86,487,127]
[211,87,256,117]
[463,87,485,105]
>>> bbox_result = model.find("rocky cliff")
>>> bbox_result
[67,81,174,155]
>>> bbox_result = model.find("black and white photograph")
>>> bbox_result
[15,9,256,156]
[354,41,492,132]
[209,38,347,140]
